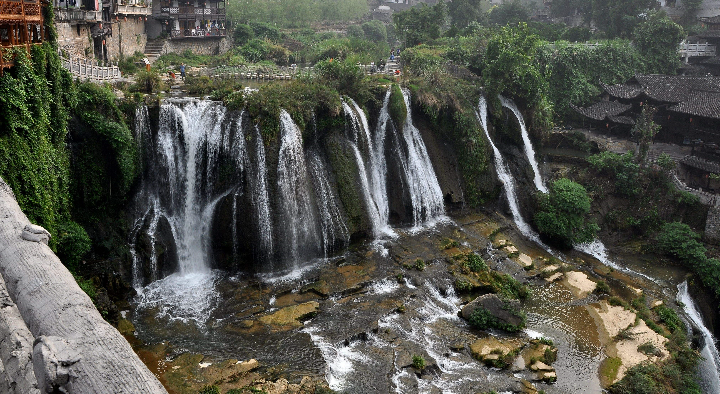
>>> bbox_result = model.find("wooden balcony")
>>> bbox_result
[0,0,43,23]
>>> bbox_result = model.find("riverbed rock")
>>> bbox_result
[469,336,524,368]
[518,340,557,369]
[517,253,533,268]
[461,294,525,332]
[258,301,319,329]
[535,370,557,383]
[564,271,597,298]
[21,224,50,245]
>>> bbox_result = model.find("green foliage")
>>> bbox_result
[655,305,683,333]
[240,80,342,142]
[362,20,388,43]
[155,50,213,68]
[0,44,74,244]
[681,0,703,26]
[632,106,661,164]
[296,36,389,65]
[468,302,526,332]
[118,51,144,75]
[551,0,591,18]
[447,0,485,29]
[347,25,365,39]
[592,0,658,38]
[487,1,530,26]
[70,83,139,221]
[412,355,426,369]
[466,253,488,272]
[130,69,165,93]
[315,58,365,96]
[588,152,640,196]
[183,75,243,100]
[240,39,290,65]
[393,2,448,47]
[388,84,407,127]
[656,222,720,298]
[198,386,220,394]
[401,45,446,78]
[656,153,676,172]
[415,258,426,271]
[482,23,546,112]
[56,221,92,270]
[73,273,97,301]
[538,40,645,117]
[227,0,368,28]
[233,23,255,45]
[534,178,598,248]
[595,280,611,294]
[633,12,684,75]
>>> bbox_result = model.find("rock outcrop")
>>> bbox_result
[461,293,526,332]
[0,176,167,393]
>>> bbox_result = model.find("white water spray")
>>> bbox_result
[499,95,547,193]
[678,281,720,393]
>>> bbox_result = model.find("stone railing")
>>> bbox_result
[203,62,401,80]
[60,56,121,82]
[54,7,102,22]
[679,41,717,58]
[671,171,720,206]
[115,4,152,15]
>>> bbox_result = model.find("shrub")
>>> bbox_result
[130,70,165,93]
[412,355,426,369]
[314,58,365,95]
[233,23,255,45]
[198,386,220,394]
[466,253,487,272]
[595,280,611,294]
[655,305,683,333]
[362,20,387,43]
[388,84,407,126]
[347,25,364,39]
[415,258,426,271]
[56,221,91,270]
[588,152,640,197]
[534,178,599,248]
[468,303,526,332]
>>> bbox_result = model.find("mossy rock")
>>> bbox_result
[117,318,136,336]
[388,84,407,127]
[258,301,320,329]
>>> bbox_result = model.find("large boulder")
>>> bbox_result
[461,293,526,332]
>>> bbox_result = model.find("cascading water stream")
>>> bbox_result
[399,88,445,227]
[307,148,349,257]
[677,281,720,393]
[131,99,245,322]
[499,95,547,193]
[476,96,540,242]
[250,125,274,263]
[343,100,388,238]
[277,109,322,270]
[371,91,393,231]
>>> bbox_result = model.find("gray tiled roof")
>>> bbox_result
[571,101,635,124]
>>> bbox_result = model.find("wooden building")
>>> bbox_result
[574,75,720,151]
[0,0,45,69]
[151,0,225,38]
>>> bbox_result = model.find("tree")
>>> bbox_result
[488,1,530,26]
[550,0,591,18]
[482,23,546,107]
[448,0,484,29]
[632,105,661,164]
[591,0,657,38]
[362,20,387,43]
[393,2,448,47]
[633,12,684,74]
[534,178,599,248]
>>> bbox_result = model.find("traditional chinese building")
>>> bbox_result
[0,0,45,69]
[149,0,225,39]
[574,75,720,152]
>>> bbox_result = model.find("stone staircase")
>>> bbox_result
[144,39,166,63]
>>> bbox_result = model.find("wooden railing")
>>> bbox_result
[60,55,121,82]
[170,28,226,38]
[0,0,42,21]
[115,4,152,15]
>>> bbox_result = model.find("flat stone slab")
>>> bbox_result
[518,253,533,267]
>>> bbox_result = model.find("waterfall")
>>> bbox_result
[131,99,246,322]
[277,109,322,270]
[499,95,547,193]
[399,88,445,227]
[371,91,393,231]
[250,125,274,264]
[678,281,720,393]
[307,148,349,257]
[343,100,390,238]
[477,96,539,241]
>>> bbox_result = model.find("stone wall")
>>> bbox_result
[163,36,233,56]
[705,205,720,244]
[56,22,95,58]
[105,19,148,61]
